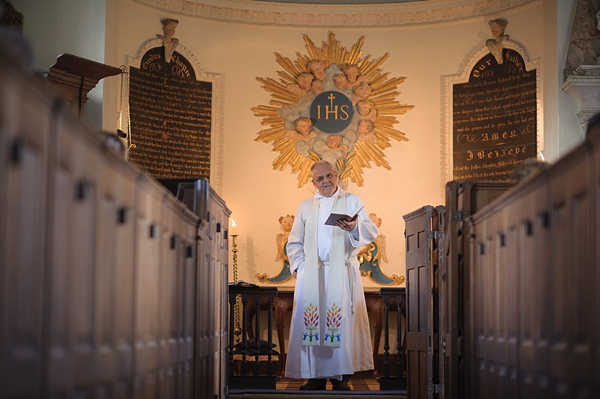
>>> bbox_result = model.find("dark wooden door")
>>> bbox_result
[441,181,514,399]
[404,206,436,399]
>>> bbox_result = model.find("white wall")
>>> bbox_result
[14,0,106,130]
[101,0,550,288]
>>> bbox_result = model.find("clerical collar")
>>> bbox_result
[315,186,343,199]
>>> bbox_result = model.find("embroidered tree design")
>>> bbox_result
[303,303,319,341]
[326,303,342,342]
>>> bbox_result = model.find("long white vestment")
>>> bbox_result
[285,187,378,379]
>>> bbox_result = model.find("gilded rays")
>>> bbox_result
[253,32,413,187]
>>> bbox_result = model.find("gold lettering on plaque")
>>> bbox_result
[453,52,537,181]
[128,64,213,178]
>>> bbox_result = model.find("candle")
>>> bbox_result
[231,219,237,235]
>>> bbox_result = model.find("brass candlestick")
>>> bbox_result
[231,233,242,340]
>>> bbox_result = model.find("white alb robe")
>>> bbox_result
[285,187,378,379]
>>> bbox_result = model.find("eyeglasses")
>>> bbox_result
[314,173,336,183]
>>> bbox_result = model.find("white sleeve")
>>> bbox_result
[286,202,307,276]
[349,225,359,241]
[347,197,378,248]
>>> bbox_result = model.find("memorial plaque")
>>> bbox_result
[128,47,212,179]
[453,49,536,181]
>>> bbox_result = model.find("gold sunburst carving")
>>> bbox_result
[252,32,413,187]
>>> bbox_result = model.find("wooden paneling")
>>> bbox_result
[134,179,163,399]
[403,206,436,399]
[592,126,600,399]
[0,53,54,398]
[0,44,229,399]
[441,181,513,399]
[194,180,231,399]
[466,130,599,399]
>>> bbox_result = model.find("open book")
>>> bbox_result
[324,206,364,226]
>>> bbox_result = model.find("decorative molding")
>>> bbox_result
[562,65,600,128]
[441,38,541,193]
[123,38,225,195]
[129,0,538,28]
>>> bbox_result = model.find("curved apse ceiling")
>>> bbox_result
[252,0,422,3]
[132,0,538,28]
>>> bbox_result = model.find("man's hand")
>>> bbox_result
[336,215,357,231]
[293,270,298,279]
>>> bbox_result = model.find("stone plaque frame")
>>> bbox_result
[442,39,541,194]
[122,38,224,195]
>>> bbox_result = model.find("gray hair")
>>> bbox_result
[310,161,335,174]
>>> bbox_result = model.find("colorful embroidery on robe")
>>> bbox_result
[324,303,342,345]
[302,303,320,344]
[302,192,346,347]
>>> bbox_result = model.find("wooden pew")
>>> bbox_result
[466,129,598,399]
[0,42,230,399]
[403,182,513,399]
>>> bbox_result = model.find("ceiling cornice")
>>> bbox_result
[130,0,539,28]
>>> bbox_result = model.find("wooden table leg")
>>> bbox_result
[275,294,294,378]
[366,295,383,379]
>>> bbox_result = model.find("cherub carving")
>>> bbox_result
[275,214,295,262]
[352,81,372,105]
[284,117,316,141]
[357,119,377,144]
[296,73,314,92]
[307,59,342,91]
[357,99,377,121]
[369,213,388,263]
[342,64,369,88]
[311,79,323,94]
[486,18,508,65]
[256,214,296,284]
[320,134,348,166]
[332,74,353,96]
[307,59,327,80]
[157,18,179,63]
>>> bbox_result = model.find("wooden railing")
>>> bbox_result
[226,286,407,391]
[0,43,230,399]
[227,285,278,389]
[378,288,407,390]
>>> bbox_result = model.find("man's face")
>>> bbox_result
[312,164,338,197]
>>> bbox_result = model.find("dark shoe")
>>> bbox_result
[299,378,327,390]
[330,379,351,391]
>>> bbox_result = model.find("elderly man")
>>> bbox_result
[285,161,378,390]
